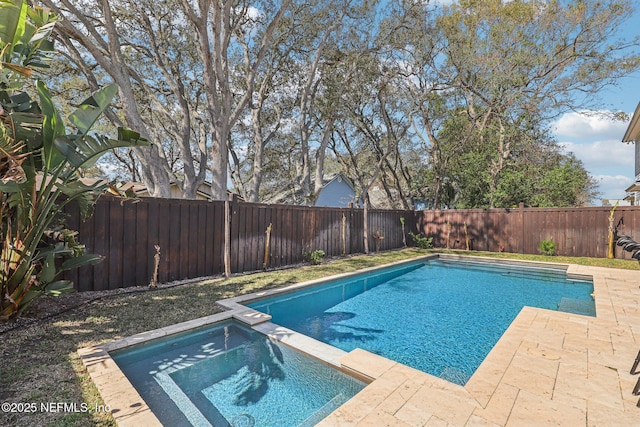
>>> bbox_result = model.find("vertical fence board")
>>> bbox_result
[108,198,123,289]
[91,200,110,291]
[273,206,282,267]
[266,206,274,267]
[122,202,137,287]
[167,202,180,281]
[273,206,281,266]
[196,204,206,277]
[288,207,297,264]
[147,199,161,283]
[63,202,81,290]
[258,205,267,270]
[134,202,148,287]
[212,202,222,274]
[154,200,168,283]
[185,204,196,278]
[75,208,95,292]
[235,204,245,273]
[228,201,237,273]
[206,202,217,275]
[63,199,640,292]
[249,205,259,271]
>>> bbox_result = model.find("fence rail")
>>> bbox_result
[63,197,416,291]
[63,198,639,292]
[416,205,640,260]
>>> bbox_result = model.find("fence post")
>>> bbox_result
[342,212,347,255]
[519,202,525,254]
[223,194,234,278]
[263,223,272,270]
[363,199,369,254]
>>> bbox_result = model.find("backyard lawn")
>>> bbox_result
[1,248,638,427]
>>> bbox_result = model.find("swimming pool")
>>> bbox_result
[246,257,595,385]
[111,320,365,426]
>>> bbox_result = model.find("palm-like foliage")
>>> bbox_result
[0,0,149,320]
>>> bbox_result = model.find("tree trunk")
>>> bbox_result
[312,117,336,203]
[46,0,173,197]
[246,108,263,202]
[181,0,291,200]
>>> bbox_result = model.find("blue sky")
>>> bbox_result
[550,4,640,203]
[431,0,640,203]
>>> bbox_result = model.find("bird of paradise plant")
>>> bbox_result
[0,0,150,320]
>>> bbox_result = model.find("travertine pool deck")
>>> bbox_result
[79,255,640,426]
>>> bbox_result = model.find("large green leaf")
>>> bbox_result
[36,79,65,169]
[32,242,70,261]
[18,18,56,68]
[0,0,27,58]
[55,132,150,169]
[56,177,108,194]
[3,4,57,70]
[39,252,56,284]
[53,177,105,219]
[24,7,56,44]
[68,83,118,138]
[43,280,74,296]
[5,91,38,112]
[55,177,107,202]
[60,254,104,272]
[117,127,150,143]
[0,181,20,192]
[6,111,42,151]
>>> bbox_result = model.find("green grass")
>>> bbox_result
[0,248,636,426]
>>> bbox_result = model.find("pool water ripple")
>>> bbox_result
[248,260,595,385]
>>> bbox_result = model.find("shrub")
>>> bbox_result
[304,249,326,265]
[538,238,557,256]
[408,232,433,249]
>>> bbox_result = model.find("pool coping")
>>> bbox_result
[78,254,640,426]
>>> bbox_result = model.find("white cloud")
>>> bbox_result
[592,174,634,201]
[552,109,635,202]
[560,140,634,172]
[551,111,629,141]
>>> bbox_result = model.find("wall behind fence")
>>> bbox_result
[416,205,640,259]
[64,197,417,292]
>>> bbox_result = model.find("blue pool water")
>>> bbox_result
[111,321,365,427]
[247,258,595,385]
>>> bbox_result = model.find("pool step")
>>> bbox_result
[437,259,566,280]
[439,367,471,385]
[297,393,346,427]
[557,297,596,316]
[499,271,567,282]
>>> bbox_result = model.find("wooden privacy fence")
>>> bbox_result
[63,198,640,292]
[416,204,640,260]
[63,197,416,292]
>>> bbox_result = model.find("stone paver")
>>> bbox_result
[79,255,640,426]
[319,258,640,426]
